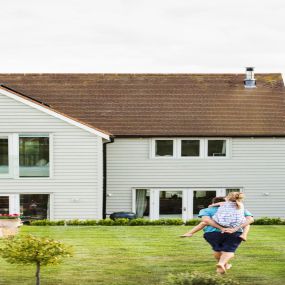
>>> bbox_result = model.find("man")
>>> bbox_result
[199,196,254,274]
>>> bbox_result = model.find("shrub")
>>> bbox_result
[165,272,240,285]
[30,220,65,226]
[112,218,130,225]
[129,218,152,226]
[185,219,201,226]
[253,217,285,225]
[97,219,115,226]
[66,219,97,226]
[0,235,72,285]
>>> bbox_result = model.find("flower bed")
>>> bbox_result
[0,214,20,220]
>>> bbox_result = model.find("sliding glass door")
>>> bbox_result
[133,188,226,221]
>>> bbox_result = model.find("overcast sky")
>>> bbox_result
[0,0,284,76]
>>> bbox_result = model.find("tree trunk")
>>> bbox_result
[35,262,40,285]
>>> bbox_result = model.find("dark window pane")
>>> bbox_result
[0,138,9,174]
[20,194,49,220]
[19,137,50,177]
[181,140,200,156]
[208,140,226,157]
[226,189,240,195]
[0,196,9,214]
[159,191,182,218]
[155,140,173,156]
[193,191,216,215]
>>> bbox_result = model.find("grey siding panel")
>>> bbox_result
[106,138,285,218]
[0,93,103,220]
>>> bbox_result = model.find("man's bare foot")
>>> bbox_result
[225,263,232,270]
[239,235,247,241]
[180,233,193,238]
[216,264,226,274]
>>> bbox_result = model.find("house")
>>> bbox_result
[0,69,284,221]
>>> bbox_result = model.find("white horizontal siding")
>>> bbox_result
[106,138,285,217]
[0,92,103,220]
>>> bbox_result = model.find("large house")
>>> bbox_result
[0,69,284,221]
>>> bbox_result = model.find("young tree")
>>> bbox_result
[0,234,73,285]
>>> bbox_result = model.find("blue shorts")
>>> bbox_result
[204,232,243,253]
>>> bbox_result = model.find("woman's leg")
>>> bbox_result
[216,252,235,274]
[181,222,207,237]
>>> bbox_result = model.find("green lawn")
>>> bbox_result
[0,226,284,285]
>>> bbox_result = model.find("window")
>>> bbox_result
[155,140,174,157]
[135,189,150,218]
[226,188,240,195]
[181,140,200,157]
[207,140,227,157]
[19,136,50,177]
[20,194,50,220]
[0,138,9,174]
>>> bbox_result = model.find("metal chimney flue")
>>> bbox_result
[244,67,256,88]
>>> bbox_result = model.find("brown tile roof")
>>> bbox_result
[0,73,284,137]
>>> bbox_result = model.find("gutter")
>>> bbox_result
[103,136,115,219]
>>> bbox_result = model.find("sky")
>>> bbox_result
[0,0,284,76]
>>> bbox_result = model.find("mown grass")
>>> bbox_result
[0,226,284,285]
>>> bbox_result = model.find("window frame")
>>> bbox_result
[177,138,204,159]
[0,133,53,180]
[17,133,53,179]
[205,138,230,159]
[151,138,176,159]
[0,134,13,178]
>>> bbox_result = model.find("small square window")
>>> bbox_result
[208,140,227,157]
[181,140,200,157]
[155,140,173,157]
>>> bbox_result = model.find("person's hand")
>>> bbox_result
[223,227,239,234]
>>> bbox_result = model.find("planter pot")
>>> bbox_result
[0,218,22,237]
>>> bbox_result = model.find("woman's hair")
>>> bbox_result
[226,192,244,209]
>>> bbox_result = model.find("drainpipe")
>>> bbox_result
[103,137,115,219]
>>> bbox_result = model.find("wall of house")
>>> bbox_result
[0,92,103,220]
[106,138,285,218]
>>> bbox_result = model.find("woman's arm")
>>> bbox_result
[223,216,254,233]
[201,216,227,232]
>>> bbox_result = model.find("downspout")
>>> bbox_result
[103,137,115,219]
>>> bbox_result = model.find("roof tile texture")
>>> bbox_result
[0,73,284,136]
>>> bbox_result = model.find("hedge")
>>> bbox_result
[29,217,285,226]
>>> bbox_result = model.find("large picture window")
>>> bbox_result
[0,138,9,174]
[19,136,50,177]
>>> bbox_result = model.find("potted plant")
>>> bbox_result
[0,214,22,237]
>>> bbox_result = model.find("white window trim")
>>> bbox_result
[0,134,13,178]
[17,133,53,180]
[205,138,231,159]
[150,138,231,159]
[0,133,53,180]
[177,138,204,159]
[151,138,176,159]
[132,187,243,221]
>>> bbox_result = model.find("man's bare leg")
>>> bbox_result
[181,222,207,237]
[216,252,235,274]
[239,225,250,241]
